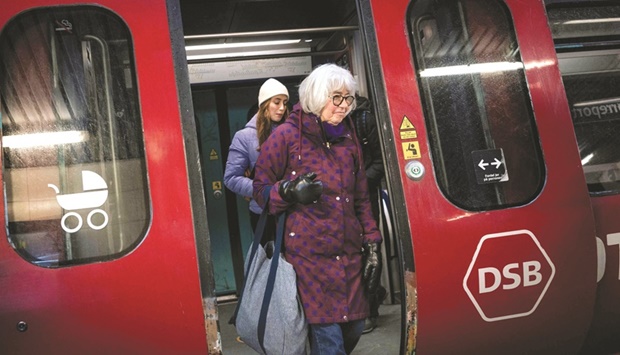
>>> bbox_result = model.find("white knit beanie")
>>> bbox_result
[258,78,289,106]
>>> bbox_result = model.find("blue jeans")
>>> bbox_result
[309,320,365,355]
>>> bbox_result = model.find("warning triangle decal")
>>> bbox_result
[400,116,415,131]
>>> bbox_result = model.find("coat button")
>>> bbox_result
[336,256,341,260]
[343,315,348,321]
[345,197,350,202]
[336,196,341,201]
[289,232,295,237]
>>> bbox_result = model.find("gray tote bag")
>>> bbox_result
[232,207,308,354]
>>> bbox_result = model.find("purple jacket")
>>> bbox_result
[223,115,262,214]
[253,103,382,324]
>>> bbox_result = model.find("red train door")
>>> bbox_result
[0,1,211,353]
[360,0,597,353]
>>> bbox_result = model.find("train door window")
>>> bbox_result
[548,4,620,195]
[408,0,545,211]
[0,7,150,267]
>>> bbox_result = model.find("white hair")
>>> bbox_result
[298,63,357,115]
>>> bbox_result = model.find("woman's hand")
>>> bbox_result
[278,172,323,205]
[363,243,382,295]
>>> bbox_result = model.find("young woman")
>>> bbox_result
[224,78,289,230]
[253,64,382,354]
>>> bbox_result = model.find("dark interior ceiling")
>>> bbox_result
[180,0,358,62]
[180,0,357,36]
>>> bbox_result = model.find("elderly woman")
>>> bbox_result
[253,63,382,354]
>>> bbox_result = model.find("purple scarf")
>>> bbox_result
[322,121,346,143]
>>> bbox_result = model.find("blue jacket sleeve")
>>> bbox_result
[224,132,253,198]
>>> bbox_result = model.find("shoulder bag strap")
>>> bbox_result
[257,210,286,352]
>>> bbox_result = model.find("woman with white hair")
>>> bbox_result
[253,64,382,354]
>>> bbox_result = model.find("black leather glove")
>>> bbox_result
[278,172,323,205]
[362,242,382,295]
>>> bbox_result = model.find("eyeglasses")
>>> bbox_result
[329,94,355,107]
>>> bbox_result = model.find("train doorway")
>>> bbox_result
[181,1,407,353]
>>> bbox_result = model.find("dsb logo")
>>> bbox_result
[478,261,542,294]
[463,230,555,322]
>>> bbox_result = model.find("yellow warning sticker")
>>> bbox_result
[400,116,415,130]
[399,116,417,140]
[209,149,219,160]
[402,141,421,160]
[400,130,417,140]
[212,181,222,190]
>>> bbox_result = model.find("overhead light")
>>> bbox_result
[561,18,620,25]
[574,97,620,107]
[186,39,302,51]
[419,61,524,77]
[187,47,311,61]
[185,39,311,61]
[3,130,89,149]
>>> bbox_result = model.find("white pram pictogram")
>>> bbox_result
[48,170,109,233]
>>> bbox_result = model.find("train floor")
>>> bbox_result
[218,300,402,354]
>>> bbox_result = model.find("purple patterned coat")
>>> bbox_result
[253,103,382,324]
